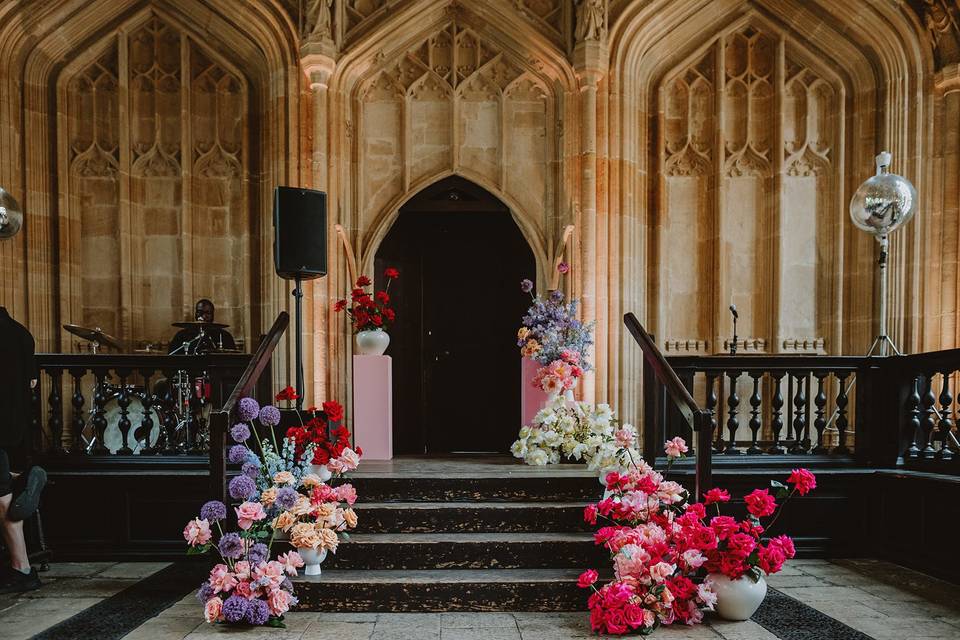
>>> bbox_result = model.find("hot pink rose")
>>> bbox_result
[183,518,211,546]
[334,483,357,505]
[769,534,796,559]
[267,587,292,616]
[278,551,305,576]
[787,468,817,496]
[604,608,628,635]
[577,569,599,588]
[744,489,777,518]
[235,501,267,530]
[209,564,237,594]
[622,603,645,629]
[758,544,787,575]
[204,596,223,623]
[664,436,688,459]
[703,488,730,505]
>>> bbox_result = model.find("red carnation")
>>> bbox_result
[376,291,390,304]
[334,300,347,312]
[384,267,399,279]
[356,275,372,287]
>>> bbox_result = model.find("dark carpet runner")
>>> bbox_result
[29,561,207,640]
[752,588,875,640]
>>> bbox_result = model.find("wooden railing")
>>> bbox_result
[208,311,290,501]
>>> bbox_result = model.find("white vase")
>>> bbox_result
[356,328,390,356]
[307,464,333,482]
[297,546,328,577]
[708,573,767,621]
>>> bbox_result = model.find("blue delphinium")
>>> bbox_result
[218,533,243,559]
[228,475,256,500]
[199,500,226,522]
[247,542,269,565]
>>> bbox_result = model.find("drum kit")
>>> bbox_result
[62,320,242,454]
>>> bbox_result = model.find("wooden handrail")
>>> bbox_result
[209,311,290,500]
[624,313,712,498]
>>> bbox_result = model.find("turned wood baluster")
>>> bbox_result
[705,373,722,452]
[904,376,922,458]
[937,372,954,461]
[725,371,742,455]
[788,374,808,454]
[139,369,156,454]
[768,371,786,454]
[161,369,179,455]
[833,371,851,455]
[46,369,64,454]
[90,370,109,455]
[116,368,133,455]
[747,372,762,454]
[921,374,937,458]
[69,368,86,453]
[811,372,829,454]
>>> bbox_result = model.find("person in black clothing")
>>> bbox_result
[0,306,45,593]
[168,299,237,354]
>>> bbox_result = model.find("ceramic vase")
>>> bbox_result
[707,573,767,621]
[307,463,333,482]
[356,328,390,356]
[298,546,328,577]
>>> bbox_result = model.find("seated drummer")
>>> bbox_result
[168,299,236,354]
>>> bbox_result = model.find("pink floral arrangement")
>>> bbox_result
[532,349,583,395]
[578,438,815,635]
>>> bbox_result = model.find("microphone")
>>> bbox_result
[729,304,738,319]
[729,305,739,355]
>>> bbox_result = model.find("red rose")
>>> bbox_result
[372,315,383,326]
[744,489,777,518]
[322,400,344,423]
[576,569,599,588]
[787,468,817,496]
[350,288,365,300]
[334,300,347,312]
[275,386,299,401]
[376,291,390,304]
[356,275,372,287]
[583,504,598,525]
[385,308,396,322]
[384,267,399,279]
[703,488,730,505]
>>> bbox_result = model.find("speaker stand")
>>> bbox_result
[293,275,305,410]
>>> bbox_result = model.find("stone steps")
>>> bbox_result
[327,532,603,570]
[294,569,586,612]
[357,501,593,533]
[347,476,600,502]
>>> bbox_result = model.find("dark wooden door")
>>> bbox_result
[375,177,535,453]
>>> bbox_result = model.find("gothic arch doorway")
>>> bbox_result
[375,176,536,454]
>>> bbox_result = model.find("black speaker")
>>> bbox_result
[273,187,327,280]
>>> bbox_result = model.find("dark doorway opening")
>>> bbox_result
[375,176,536,454]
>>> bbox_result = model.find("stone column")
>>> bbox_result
[935,64,960,349]
[573,37,608,405]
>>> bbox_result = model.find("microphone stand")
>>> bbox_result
[292,275,304,411]
[729,311,738,355]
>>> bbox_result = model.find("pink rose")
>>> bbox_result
[233,561,251,581]
[335,484,357,505]
[643,609,656,627]
[328,448,361,474]
[267,588,292,616]
[278,551,305,576]
[614,427,636,448]
[664,436,688,459]
[234,580,253,599]
[209,564,237,594]
[183,518,211,546]
[649,562,676,583]
[235,501,267,530]
[681,549,706,569]
[604,608,628,635]
[204,597,223,623]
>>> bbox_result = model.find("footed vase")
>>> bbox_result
[356,328,390,356]
[297,547,328,577]
[707,573,767,621]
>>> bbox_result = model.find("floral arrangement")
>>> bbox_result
[183,393,362,628]
[335,268,399,333]
[518,270,594,370]
[510,396,641,468]
[578,438,815,635]
[285,400,354,466]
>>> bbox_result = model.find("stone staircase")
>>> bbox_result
[293,460,604,612]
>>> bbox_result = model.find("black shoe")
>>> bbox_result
[8,466,46,522]
[0,568,40,594]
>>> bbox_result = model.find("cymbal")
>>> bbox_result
[63,324,125,350]
[172,321,230,330]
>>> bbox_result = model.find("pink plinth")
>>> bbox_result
[353,355,393,461]
[521,357,549,427]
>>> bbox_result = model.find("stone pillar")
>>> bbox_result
[935,64,960,349]
[574,38,608,405]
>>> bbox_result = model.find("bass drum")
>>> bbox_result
[97,395,162,455]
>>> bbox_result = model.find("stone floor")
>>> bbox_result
[1,558,958,640]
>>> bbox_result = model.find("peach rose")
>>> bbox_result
[290,522,321,549]
[235,501,267,530]
[343,508,358,528]
[328,448,361,474]
[273,471,295,485]
[319,527,339,553]
[267,588,292,616]
[204,596,223,623]
[273,511,297,532]
[183,518,212,546]
[314,502,335,518]
[260,487,278,507]
[300,473,323,488]
[291,495,313,516]
[234,580,252,599]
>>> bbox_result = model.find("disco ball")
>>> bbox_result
[0,187,23,239]
[849,151,917,237]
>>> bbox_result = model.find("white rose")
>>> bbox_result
[526,448,549,466]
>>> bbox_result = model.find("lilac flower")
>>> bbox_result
[218,533,244,559]
[520,279,534,294]
[241,461,260,479]
[229,474,257,500]
[248,542,269,565]
[258,405,281,427]
[549,289,564,303]
[222,594,249,623]
[196,582,214,603]
[275,486,298,510]
[244,598,270,625]
[228,445,250,465]
[230,423,251,443]
[200,500,227,522]
[236,397,260,422]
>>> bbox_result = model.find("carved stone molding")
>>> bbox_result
[780,337,826,353]
[663,339,710,354]
[721,338,767,353]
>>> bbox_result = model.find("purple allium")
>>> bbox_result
[244,597,270,625]
[549,289,564,303]
[241,461,260,479]
[200,500,227,522]
[229,474,257,500]
[230,423,251,443]
[222,594,249,623]
[258,405,281,427]
[248,542,269,565]
[236,397,260,422]
[196,582,215,603]
[228,445,250,465]
[520,279,534,294]
[218,532,244,559]
[275,486,298,510]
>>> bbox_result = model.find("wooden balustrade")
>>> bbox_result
[894,349,960,472]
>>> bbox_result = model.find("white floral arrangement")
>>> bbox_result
[511,396,641,468]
